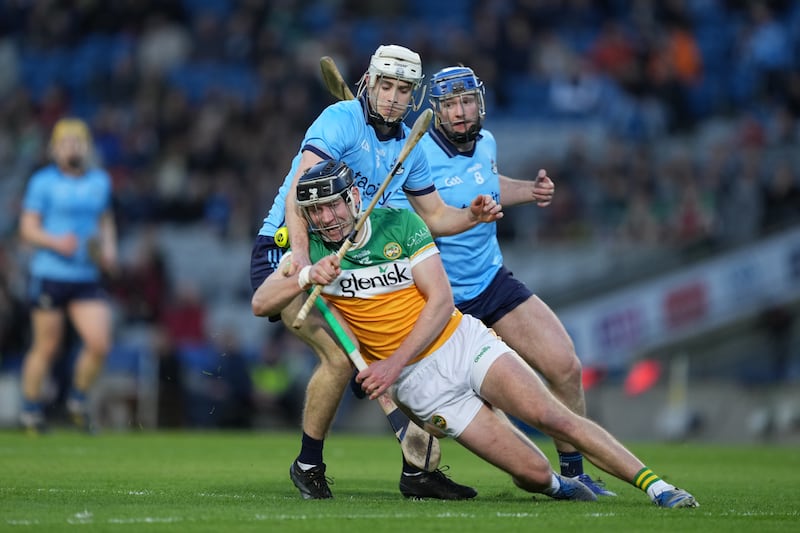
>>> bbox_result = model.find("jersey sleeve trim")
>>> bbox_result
[401,184,436,197]
[301,144,333,160]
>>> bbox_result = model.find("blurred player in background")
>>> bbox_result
[251,45,500,500]
[389,65,613,495]
[18,118,117,435]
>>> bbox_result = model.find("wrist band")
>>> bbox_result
[297,265,312,289]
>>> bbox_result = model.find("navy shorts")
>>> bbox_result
[455,266,532,327]
[250,234,285,322]
[27,277,108,310]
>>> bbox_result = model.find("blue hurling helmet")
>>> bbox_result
[429,66,486,143]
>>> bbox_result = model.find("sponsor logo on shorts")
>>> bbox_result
[474,345,490,363]
[431,415,447,431]
[383,242,401,259]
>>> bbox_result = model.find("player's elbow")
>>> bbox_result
[251,293,276,317]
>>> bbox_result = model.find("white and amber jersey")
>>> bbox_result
[308,207,462,364]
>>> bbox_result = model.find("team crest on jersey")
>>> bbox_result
[383,242,401,259]
[431,415,447,431]
[491,158,498,174]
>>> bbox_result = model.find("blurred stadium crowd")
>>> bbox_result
[1,0,799,429]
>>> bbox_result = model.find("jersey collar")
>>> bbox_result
[429,126,482,158]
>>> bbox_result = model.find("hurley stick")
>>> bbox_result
[320,56,355,101]
[314,297,440,471]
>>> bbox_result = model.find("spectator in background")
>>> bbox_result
[617,187,664,245]
[250,326,316,428]
[761,159,800,233]
[160,281,206,346]
[0,245,29,364]
[114,225,170,324]
[18,118,118,435]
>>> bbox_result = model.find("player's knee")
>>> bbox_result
[314,347,353,377]
[543,350,583,390]
[561,353,583,386]
[28,340,61,363]
[83,336,112,359]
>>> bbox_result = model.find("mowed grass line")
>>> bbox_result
[1,430,798,532]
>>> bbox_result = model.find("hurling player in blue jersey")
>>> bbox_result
[18,118,117,435]
[390,66,614,496]
[251,45,500,500]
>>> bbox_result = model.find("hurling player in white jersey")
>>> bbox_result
[390,65,613,496]
[252,159,698,508]
[250,46,500,500]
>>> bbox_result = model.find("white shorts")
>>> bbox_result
[394,314,512,438]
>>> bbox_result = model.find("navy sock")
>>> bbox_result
[22,399,42,414]
[558,451,584,477]
[402,455,423,476]
[69,388,87,404]
[296,432,324,466]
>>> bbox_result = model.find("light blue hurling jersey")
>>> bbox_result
[258,98,435,237]
[22,164,112,281]
[390,127,503,303]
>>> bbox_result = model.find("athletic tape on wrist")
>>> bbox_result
[297,265,312,289]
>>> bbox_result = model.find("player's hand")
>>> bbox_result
[533,168,554,207]
[308,254,341,286]
[283,250,310,277]
[468,194,503,223]
[356,357,403,400]
[53,233,79,257]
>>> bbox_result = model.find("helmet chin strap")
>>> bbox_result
[441,121,482,144]
[369,110,403,128]
[366,95,406,128]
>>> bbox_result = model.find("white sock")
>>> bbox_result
[647,480,675,500]
[296,461,318,471]
[542,472,561,496]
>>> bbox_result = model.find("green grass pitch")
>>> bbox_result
[1,430,797,532]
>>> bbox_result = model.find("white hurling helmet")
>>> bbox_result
[357,44,426,125]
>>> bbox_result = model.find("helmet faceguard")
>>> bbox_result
[430,66,485,144]
[357,44,425,127]
[296,160,361,244]
[50,118,92,173]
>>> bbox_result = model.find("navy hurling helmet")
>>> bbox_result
[296,160,360,242]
